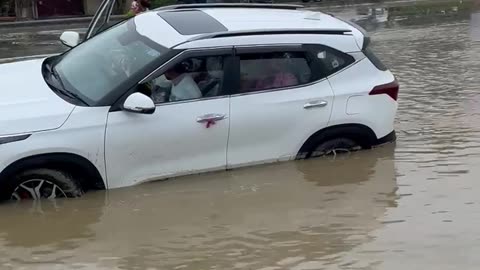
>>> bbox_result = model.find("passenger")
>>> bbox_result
[129,0,150,16]
[255,59,298,90]
[164,64,202,102]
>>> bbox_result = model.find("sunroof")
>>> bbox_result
[158,10,228,35]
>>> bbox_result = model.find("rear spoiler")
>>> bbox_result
[326,13,370,50]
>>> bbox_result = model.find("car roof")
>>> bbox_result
[133,6,364,50]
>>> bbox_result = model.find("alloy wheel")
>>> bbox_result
[11,179,67,201]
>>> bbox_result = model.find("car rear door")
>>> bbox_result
[85,0,117,41]
[226,44,335,168]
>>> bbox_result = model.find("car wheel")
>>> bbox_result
[310,138,361,158]
[8,169,83,201]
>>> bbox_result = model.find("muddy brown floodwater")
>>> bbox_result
[2,1,480,269]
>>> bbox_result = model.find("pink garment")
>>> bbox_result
[130,0,146,15]
[255,72,298,90]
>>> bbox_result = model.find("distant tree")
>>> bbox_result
[151,0,175,8]
[14,0,33,20]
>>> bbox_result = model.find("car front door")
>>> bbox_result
[59,0,117,48]
[227,45,336,168]
[104,49,234,188]
[85,0,117,41]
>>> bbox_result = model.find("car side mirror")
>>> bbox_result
[123,92,155,114]
[60,31,80,48]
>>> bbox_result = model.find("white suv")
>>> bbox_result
[0,3,398,201]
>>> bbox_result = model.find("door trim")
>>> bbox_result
[229,78,329,98]
[154,95,230,107]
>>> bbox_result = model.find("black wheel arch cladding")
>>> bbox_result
[297,124,378,157]
[12,168,84,199]
[0,153,106,192]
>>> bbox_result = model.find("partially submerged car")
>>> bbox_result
[0,2,398,201]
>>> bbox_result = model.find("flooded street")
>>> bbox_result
[0,24,85,61]
[0,148,398,269]
[2,1,480,269]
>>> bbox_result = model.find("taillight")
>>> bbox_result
[369,80,399,101]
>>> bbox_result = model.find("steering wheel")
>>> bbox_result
[91,49,134,80]
[109,49,135,78]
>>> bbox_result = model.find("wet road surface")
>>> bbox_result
[2,1,480,269]
[0,24,85,61]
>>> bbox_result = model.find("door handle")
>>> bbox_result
[196,113,227,123]
[304,100,328,109]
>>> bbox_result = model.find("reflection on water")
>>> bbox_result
[2,0,480,269]
[0,147,397,269]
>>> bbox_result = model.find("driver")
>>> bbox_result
[164,63,202,102]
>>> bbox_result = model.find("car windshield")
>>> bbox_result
[53,18,167,105]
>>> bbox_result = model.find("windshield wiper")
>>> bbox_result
[50,66,89,106]
[56,87,89,106]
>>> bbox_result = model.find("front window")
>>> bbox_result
[137,55,227,104]
[51,19,167,105]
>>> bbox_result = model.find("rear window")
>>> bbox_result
[306,45,355,77]
[363,47,388,71]
[238,51,314,93]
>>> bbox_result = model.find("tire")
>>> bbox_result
[3,169,84,201]
[310,138,360,158]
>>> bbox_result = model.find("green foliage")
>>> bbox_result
[151,0,176,8]
[126,10,136,17]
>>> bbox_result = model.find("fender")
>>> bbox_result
[297,124,379,159]
[0,153,106,191]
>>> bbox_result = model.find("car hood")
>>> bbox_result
[0,58,75,136]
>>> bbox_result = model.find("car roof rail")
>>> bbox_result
[156,3,304,11]
[188,28,352,41]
